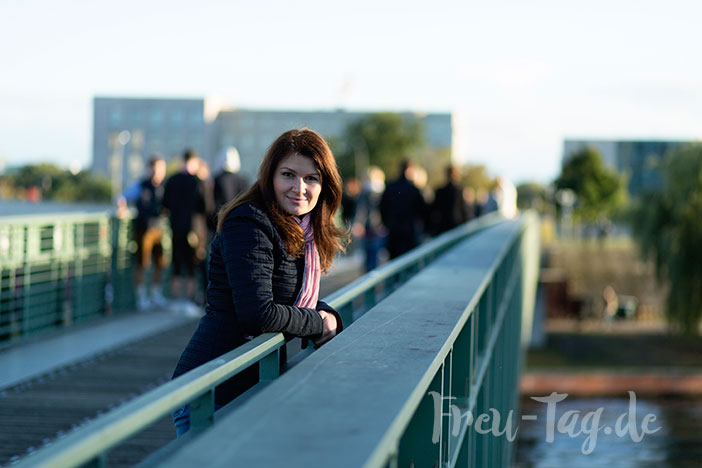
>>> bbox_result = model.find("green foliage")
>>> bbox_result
[555,147,627,221]
[416,147,452,189]
[517,182,548,212]
[0,163,112,202]
[338,113,425,179]
[631,143,702,334]
[460,164,494,191]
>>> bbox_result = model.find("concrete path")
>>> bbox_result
[0,309,196,390]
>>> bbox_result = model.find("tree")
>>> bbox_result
[631,143,702,334]
[555,147,627,221]
[0,163,112,203]
[516,182,547,212]
[460,164,494,191]
[339,113,425,179]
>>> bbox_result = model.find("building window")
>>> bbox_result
[150,110,163,126]
[190,112,202,126]
[190,136,202,151]
[171,110,184,126]
[110,109,122,125]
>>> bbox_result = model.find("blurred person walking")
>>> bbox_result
[430,165,469,235]
[463,186,478,221]
[353,166,386,271]
[162,149,206,316]
[213,147,249,223]
[194,159,215,305]
[132,156,169,310]
[340,177,362,228]
[479,186,499,215]
[380,159,427,259]
[494,175,518,219]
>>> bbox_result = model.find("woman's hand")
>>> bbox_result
[314,310,337,346]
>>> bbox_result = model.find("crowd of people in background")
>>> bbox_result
[118,147,249,315]
[117,144,517,314]
[341,159,518,272]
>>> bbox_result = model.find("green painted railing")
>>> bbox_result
[12,213,504,468]
[151,212,539,468]
[0,208,184,345]
[0,211,130,345]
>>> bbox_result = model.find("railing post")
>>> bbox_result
[259,348,281,381]
[385,448,398,468]
[364,287,376,311]
[78,452,106,468]
[398,367,443,468]
[190,389,215,432]
[74,221,85,321]
[339,302,354,328]
[21,225,31,336]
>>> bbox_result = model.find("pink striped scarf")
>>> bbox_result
[293,215,321,308]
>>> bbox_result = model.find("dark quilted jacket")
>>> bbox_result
[172,203,341,405]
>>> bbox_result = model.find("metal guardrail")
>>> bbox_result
[154,212,540,468]
[0,211,124,345]
[12,212,503,468]
[0,208,186,345]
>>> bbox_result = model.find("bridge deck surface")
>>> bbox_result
[0,258,362,467]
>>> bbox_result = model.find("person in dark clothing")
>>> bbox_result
[430,165,468,235]
[171,128,347,437]
[194,160,215,306]
[380,159,427,259]
[352,166,386,271]
[213,146,249,227]
[132,156,169,310]
[340,177,362,227]
[162,149,206,315]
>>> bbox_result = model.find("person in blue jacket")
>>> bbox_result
[171,128,347,436]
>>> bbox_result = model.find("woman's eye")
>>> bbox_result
[306,176,319,182]
[282,171,294,177]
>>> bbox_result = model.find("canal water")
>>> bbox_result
[514,396,702,467]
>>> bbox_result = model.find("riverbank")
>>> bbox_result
[521,320,702,397]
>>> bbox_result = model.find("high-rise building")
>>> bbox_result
[563,139,688,197]
[92,97,206,196]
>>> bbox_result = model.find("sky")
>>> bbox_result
[1,0,701,184]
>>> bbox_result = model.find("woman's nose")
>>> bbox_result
[293,177,305,193]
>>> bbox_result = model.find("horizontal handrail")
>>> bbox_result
[0,210,113,225]
[12,213,505,468]
[13,333,285,468]
[324,212,502,309]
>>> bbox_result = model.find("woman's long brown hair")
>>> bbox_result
[217,128,347,272]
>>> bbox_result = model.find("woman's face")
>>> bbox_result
[273,153,322,217]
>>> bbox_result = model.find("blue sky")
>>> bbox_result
[1,0,701,184]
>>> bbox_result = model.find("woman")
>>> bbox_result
[172,128,347,436]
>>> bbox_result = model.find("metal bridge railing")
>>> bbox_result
[12,213,503,468]
[0,208,185,346]
[149,212,539,468]
[0,211,126,345]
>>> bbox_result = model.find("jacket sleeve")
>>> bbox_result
[220,215,324,338]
